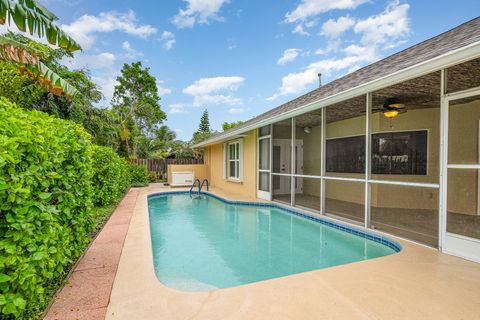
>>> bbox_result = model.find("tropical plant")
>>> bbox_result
[111,61,166,158]
[169,140,198,159]
[0,0,81,97]
[143,125,177,158]
[0,0,81,51]
[0,38,120,150]
[0,59,44,108]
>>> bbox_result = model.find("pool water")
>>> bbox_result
[148,193,398,291]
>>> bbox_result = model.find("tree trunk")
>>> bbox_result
[125,138,131,157]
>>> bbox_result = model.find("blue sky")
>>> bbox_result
[31,1,480,139]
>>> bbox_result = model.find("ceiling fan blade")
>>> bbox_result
[360,108,383,114]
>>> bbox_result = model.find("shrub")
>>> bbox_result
[127,163,148,186]
[91,146,130,207]
[147,171,159,183]
[0,98,94,318]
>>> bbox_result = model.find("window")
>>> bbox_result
[326,135,365,174]
[371,130,427,175]
[325,130,428,175]
[226,141,242,180]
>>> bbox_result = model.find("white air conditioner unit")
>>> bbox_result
[171,172,195,187]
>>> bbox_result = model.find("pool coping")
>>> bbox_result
[147,190,402,253]
[107,185,480,320]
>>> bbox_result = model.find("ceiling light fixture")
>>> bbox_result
[383,109,400,118]
[382,98,405,118]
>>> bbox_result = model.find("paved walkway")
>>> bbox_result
[44,188,140,320]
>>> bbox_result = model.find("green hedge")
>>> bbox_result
[0,98,94,318]
[91,146,130,207]
[0,100,150,319]
[127,163,148,186]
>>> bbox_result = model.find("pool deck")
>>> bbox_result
[46,184,480,320]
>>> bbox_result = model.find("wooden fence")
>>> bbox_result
[129,158,203,180]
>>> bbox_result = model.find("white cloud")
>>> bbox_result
[156,80,172,96]
[320,16,355,38]
[270,1,410,100]
[183,76,244,96]
[92,75,119,103]
[314,39,341,55]
[64,52,116,70]
[183,76,245,107]
[171,0,230,28]
[292,24,310,36]
[229,107,244,114]
[278,48,301,65]
[194,94,242,106]
[169,104,186,114]
[159,31,176,50]
[354,1,410,48]
[285,0,368,23]
[61,10,157,49]
[122,41,144,59]
[268,46,377,100]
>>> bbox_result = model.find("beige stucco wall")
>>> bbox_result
[203,130,257,199]
[167,164,209,186]
[371,107,440,210]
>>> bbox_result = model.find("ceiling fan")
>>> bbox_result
[373,98,407,118]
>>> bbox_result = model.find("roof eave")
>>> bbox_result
[193,40,480,149]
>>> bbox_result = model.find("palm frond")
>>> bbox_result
[0,0,81,52]
[0,35,79,98]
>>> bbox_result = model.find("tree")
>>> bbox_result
[222,120,243,131]
[170,140,198,159]
[199,109,211,133]
[136,125,177,159]
[0,33,126,152]
[191,109,212,144]
[111,61,166,158]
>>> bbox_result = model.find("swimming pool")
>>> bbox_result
[148,192,400,291]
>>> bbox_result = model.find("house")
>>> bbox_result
[188,17,480,263]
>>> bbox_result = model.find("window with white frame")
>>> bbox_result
[225,140,242,180]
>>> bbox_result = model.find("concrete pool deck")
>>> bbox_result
[46,184,480,319]
[107,184,480,320]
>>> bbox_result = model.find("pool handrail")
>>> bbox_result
[200,179,209,191]
[189,179,201,196]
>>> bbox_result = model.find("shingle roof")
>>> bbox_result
[194,17,480,147]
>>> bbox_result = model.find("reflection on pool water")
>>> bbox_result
[148,193,399,291]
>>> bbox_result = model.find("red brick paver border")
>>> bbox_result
[44,188,140,320]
